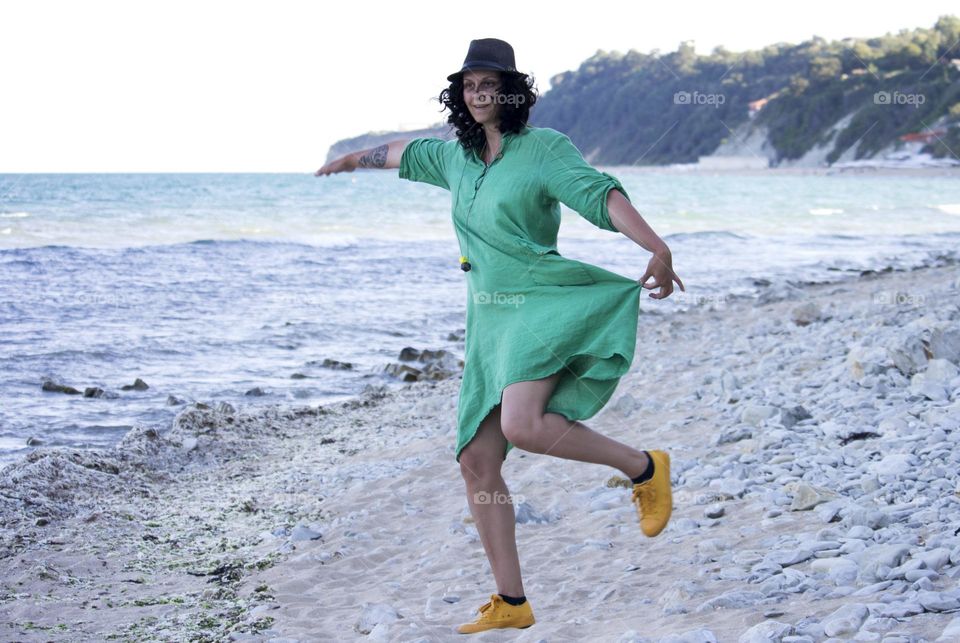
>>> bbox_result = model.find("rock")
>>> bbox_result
[888,335,930,376]
[788,483,838,511]
[845,525,875,540]
[765,549,814,567]
[356,602,402,634]
[695,590,764,612]
[613,392,640,416]
[714,425,753,446]
[245,387,267,396]
[936,615,960,642]
[929,324,960,364]
[738,620,793,643]
[717,370,740,403]
[708,478,747,500]
[810,558,859,585]
[779,405,811,428]
[850,543,912,583]
[704,504,725,519]
[181,437,198,452]
[841,506,890,530]
[658,627,718,642]
[910,358,960,400]
[740,404,779,426]
[847,344,890,379]
[821,603,869,637]
[917,547,952,572]
[120,378,149,391]
[83,387,104,398]
[290,524,323,542]
[318,358,353,370]
[918,590,960,612]
[166,394,186,405]
[514,500,555,524]
[868,453,917,477]
[791,301,824,326]
[41,379,81,395]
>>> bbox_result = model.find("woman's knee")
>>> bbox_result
[459,448,502,483]
[500,410,540,450]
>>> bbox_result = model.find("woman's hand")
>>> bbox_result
[639,249,684,300]
[314,154,356,177]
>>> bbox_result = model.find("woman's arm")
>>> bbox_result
[315,139,411,176]
[607,189,685,299]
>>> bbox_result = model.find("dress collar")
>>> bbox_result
[470,124,527,163]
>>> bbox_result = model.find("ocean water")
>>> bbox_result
[2,170,960,465]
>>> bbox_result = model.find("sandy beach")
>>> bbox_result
[2,260,960,642]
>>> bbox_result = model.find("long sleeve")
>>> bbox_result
[398,138,453,191]
[539,130,631,232]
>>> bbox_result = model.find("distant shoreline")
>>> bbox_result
[613,165,960,177]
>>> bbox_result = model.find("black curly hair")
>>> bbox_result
[438,71,539,157]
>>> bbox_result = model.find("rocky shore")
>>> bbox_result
[1,261,959,642]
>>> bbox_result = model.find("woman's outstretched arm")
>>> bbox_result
[607,188,685,300]
[314,139,410,176]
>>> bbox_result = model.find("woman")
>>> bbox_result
[316,38,684,635]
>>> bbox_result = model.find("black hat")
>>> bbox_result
[447,38,523,82]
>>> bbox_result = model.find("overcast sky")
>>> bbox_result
[2,0,956,172]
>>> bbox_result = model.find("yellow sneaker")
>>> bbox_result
[631,449,672,537]
[456,593,535,634]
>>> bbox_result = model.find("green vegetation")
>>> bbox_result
[530,16,960,165]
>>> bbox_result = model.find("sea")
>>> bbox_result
[2,169,959,466]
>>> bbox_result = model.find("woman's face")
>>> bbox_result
[462,69,502,126]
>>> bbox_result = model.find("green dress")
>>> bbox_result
[399,124,642,462]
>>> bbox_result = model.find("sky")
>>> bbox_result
[1,1,957,172]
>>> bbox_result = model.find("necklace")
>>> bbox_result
[459,138,502,272]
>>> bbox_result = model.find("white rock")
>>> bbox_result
[918,590,960,612]
[936,615,960,642]
[821,603,869,637]
[356,602,402,635]
[658,628,718,643]
[740,404,779,426]
[868,453,916,477]
[791,301,823,326]
[810,557,859,585]
[850,543,912,583]
[738,620,793,643]
[787,482,838,511]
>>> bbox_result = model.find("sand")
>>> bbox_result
[2,261,959,642]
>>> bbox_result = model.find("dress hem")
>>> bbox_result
[454,350,630,463]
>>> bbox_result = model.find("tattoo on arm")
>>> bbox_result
[358,144,388,168]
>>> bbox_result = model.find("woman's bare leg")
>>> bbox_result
[500,372,650,479]
[458,403,525,597]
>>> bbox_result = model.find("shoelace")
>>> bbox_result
[632,482,658,514]
[477,594,503,619]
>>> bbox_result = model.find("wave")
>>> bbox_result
[809,207,844,216]
[934,203,960,216]
[0,212,29,219]
[662,230,752,242]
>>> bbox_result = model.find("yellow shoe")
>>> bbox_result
[456,593,535,634]
[631,449,672,537]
